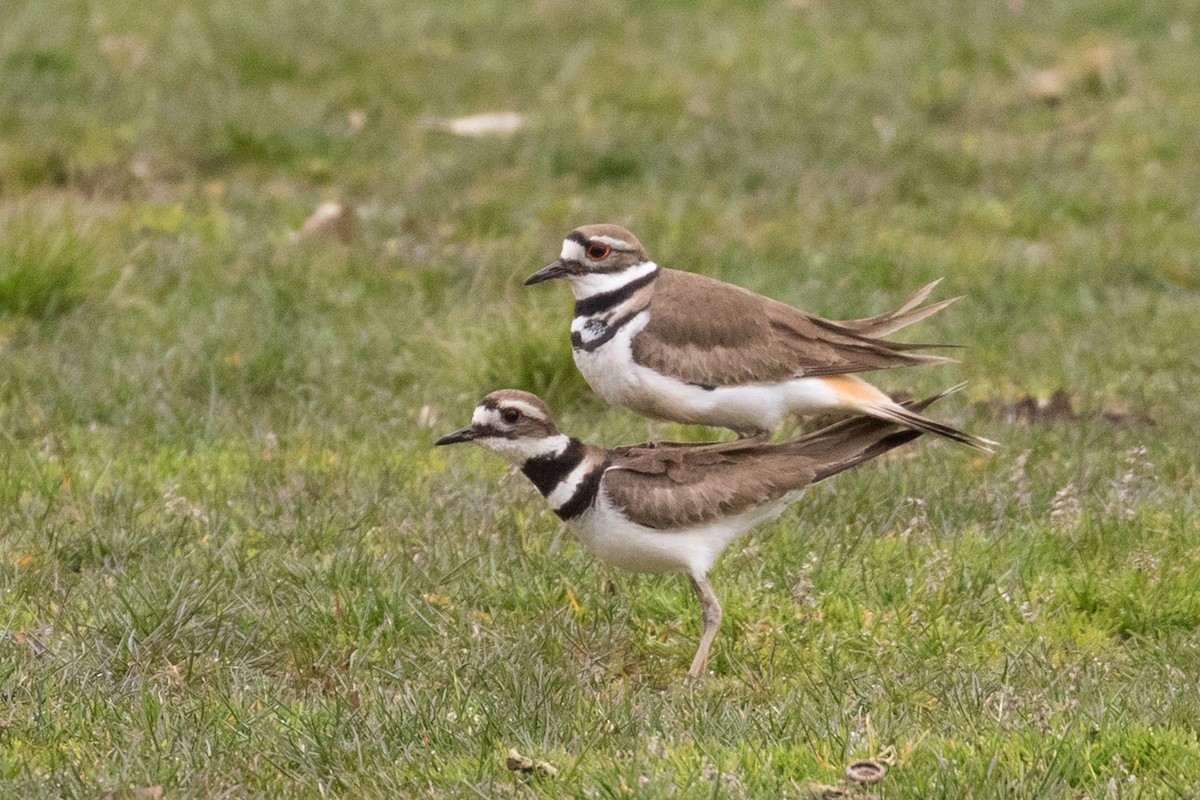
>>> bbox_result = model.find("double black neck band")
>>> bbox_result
[572,267,659,317]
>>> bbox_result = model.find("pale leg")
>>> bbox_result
[687,574,723,678]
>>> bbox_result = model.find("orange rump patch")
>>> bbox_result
[820,375,889,404]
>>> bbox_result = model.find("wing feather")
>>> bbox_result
[631,270,952,386]
[602,443,818,530]
[600,392,953,530]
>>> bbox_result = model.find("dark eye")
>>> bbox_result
[500,408,522,424]
[586,242,611,260]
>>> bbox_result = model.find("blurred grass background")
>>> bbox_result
[1,0,1199,797]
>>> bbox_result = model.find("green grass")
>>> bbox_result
[0,212,97,319]
[2,0,1200,796]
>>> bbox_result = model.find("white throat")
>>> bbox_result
[477,433,570,465]
[567,261,658,300]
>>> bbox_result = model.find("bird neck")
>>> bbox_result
[569,261,660,311]
[567,263,659,354]
[480,432,570,465]
[521,439,609,521]
[521,438,586,493]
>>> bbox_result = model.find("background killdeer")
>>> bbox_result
[527,224,994,450]
[436,388,949,677]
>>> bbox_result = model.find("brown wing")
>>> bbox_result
[602,441,820,530]
[602,391,950,530]
[631,270,951,386]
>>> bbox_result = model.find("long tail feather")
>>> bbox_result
[840,279,962,338]
[793,384,954,448]
[864,399,996,453]
[788,386,950,482]
[790,384,994,487]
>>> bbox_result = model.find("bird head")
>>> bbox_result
[435,390,570,464]
[525,224,653,294]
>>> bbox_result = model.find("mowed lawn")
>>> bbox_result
[3,0,1200,797]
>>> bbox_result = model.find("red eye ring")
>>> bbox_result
[501,408,522,424]
[585,242,611,260]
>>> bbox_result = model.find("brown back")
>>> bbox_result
[631,269,949,386]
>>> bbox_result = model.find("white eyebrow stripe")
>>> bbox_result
[591,235,630,249]
[560,240,586,262]
[504,399,547,420]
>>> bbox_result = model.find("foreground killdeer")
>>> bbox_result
[527,224,994,449]
[436,388,948,677]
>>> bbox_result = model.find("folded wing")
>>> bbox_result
[603,392,948,530]
[631,270,955,387]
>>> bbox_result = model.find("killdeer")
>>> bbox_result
[527,224,994,449]
[436,388,948,677]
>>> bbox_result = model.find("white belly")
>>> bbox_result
[568,486,803,576]
[573,314,844,434]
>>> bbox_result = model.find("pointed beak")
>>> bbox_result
[435,426,478,446]
[524,260,571,285]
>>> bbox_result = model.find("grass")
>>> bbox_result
[2,0,1199,796]
[0,212,96,319]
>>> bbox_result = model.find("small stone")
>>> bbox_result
[846,759,887,783]
[1028,69,1066,103]
[505,748,533,773]
[505,748,557,777]
[424,112,524,137]
[298,202,354,243]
